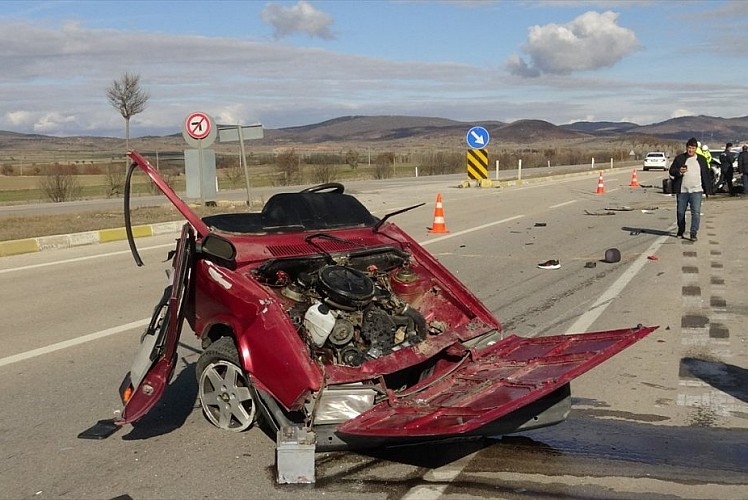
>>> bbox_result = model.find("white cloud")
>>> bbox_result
[34,112,78,134]
[261,1,335,40]
[671,109,693,118]
[506,11,639,77]
[6,111,34,127]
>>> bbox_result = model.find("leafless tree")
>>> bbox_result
[38,163,81,202]
[106,72,150,151]
[274,149,302,186]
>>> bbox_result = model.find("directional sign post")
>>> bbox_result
[466,126,490,149]
[218,123,264,206]
[463,127,492,187]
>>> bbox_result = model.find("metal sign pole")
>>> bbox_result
[198,140,205,205]
[238,125,251,206]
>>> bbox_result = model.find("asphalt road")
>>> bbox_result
[1,169,746,499]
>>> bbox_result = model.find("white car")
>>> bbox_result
[643,152,668,171]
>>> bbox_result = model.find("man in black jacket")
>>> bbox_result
[738,145,748,196]
[719,143,736,195]
[669,137,713,241]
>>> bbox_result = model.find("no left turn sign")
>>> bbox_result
[185,111,212,140]
[182,111,216,147]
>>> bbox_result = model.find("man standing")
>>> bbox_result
[720,143,736,195]
[669,137,713,241]
[738,145,748,197]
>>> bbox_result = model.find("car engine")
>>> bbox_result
[258,258,446,367]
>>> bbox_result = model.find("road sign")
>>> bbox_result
[466,148,489,180]
[466,126,490,149]
[185,112,212,140]
[182,112,216,148]
[217,124,264,142]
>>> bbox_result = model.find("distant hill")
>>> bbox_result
[635,115,748,145]
[2,114,747,153]
[560,121,639,135]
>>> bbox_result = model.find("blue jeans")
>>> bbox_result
[676,192,702,237]
[743,173,748,195]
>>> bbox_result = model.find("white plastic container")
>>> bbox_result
[304,301,336,347]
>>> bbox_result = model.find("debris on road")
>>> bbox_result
[584,210,615,216]
[603,248,621,263]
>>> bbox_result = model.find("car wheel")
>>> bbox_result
[196,336,257,432]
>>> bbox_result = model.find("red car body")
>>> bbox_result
[116,150,657,450]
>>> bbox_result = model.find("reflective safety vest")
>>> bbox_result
[697,147,712,165]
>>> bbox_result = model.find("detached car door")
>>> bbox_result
[117,223,194,424]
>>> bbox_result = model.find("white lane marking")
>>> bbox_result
[550,200,577,209]
[0,318,150,368]
[420,215,524,246]
[0,243,175,274]
[564,232,671,334]
[402,451,478,500]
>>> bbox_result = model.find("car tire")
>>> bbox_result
[196,336,257,432]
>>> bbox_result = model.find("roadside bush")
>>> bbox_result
[345,149,359,170]
[38,163,82,202]
[306,152,343,165]
[417,151,463,175]
[1,164,14,176]
[310,164,338,184]
[372,152,395,179]
[217,155,245,188]
[273,149,302,186]
[105,164,126,197]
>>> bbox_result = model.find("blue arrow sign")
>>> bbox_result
[466,126,490,149]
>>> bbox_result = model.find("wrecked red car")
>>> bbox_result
[109,150,656,453]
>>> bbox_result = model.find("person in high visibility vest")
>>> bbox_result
[696,141,712,166]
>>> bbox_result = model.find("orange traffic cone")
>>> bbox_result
[595,172,605,194]
[629,169,640,187]
[428,193,449,233]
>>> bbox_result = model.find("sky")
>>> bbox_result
[1,0,747,138]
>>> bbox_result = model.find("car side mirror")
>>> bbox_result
[199,234,237,269]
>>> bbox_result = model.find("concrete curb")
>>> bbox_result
[0,221,183,257]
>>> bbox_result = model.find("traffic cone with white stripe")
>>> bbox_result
[629,169,640,187]
[428,193,449,233]
[595,172,605,194]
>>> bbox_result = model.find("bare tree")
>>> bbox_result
[38,163,82,202]
[274,149,302,186]
[106,72,150,151]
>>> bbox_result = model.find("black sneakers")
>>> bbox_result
[690,234,697,241]
[537,259,560,270]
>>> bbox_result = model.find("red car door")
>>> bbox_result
[117,223,194,424]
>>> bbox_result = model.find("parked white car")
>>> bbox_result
[643,152,668,171]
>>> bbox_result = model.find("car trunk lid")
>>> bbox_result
[337,325,657,437]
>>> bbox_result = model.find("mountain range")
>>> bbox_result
[2,114,747,152]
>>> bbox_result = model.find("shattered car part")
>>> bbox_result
[101,150,658,457]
